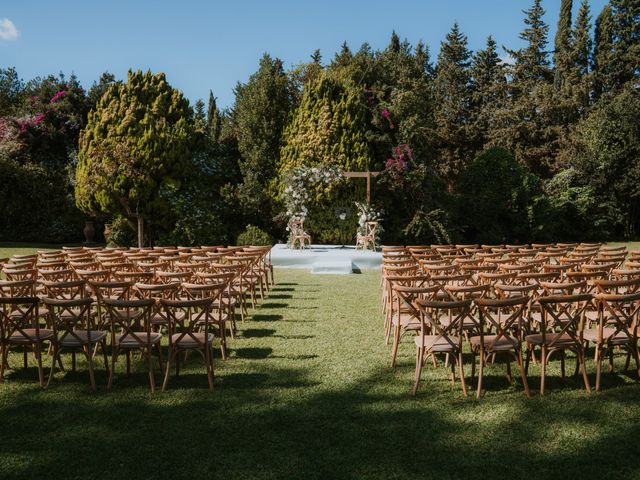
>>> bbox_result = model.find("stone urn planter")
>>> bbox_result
[83,221,96,243]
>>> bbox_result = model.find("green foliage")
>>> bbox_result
[456,148,546,244]
[572,84,640,237]
[236,224,273,246]
[279,73,371,173]
[107,214,135,247]
[232,54,293,232]
[0,155,83,243]
[433,23,473,185]
[75,70,196,230]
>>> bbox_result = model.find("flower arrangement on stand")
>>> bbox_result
[282,164,343,245]
[354,201,384,246]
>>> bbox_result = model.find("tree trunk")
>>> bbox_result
[137,215,144,248]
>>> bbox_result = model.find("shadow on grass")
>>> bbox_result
[2,365,640,480]
[232,347,273,359]
[252,314,284,322]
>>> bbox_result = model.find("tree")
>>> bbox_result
[610,0,640,88]
[75,70,196,246]
[470,36,506,152]
[0,67,23,116]
[432,22,472,187]
[593,5,616,98]
[87,71,117,108]
[572,84,640,237]
[279,73,371,173]
[457,147,546,243]
[493,0,555,176]
[206,91,222,143]
[232,54,293,231]
[571,0,593,108]
[553,0,574,89]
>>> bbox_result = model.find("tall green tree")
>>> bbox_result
[433,22,472,187]
[232,53,293,231]
[493,0,555,176]
[593,4,616,98]
[610,0,640,89]
[75,70,196,246]
[470,36,506,152]
[554,0,574,89]
[206,90,222,143]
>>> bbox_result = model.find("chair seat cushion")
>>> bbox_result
[171,332,215,348]
[391,313,421,330]
[525,332,576,347]
[469,334,519,351]
[59,330,107,346]
[9,328,54,343]
[115,332,162,347]
[414,334,460,352]
[583,328,632,345]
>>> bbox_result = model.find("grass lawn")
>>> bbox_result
[0,245,640,478]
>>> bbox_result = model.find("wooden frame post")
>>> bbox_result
[343,171,381,205]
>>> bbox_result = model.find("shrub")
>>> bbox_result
[107,215,136,247]
[236,225,273,246]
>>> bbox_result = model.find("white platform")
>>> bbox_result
[270,244,382,274]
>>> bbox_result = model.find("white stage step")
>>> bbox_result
[270,244,381,275]
[311,260,353,275]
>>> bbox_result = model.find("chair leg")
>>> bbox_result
[205,345,214,391]
[390,325,401,368]
[46,344,58,389]
[84,345,96,391]
[147,348,155,393]
[516,349,531,399]
[107,348,118,391]
[540,345,546,396]
[35,343,44,388]
[595,344,603,392]
[458,352,467,397]
[162,348,174,391]
[476,351,484,399]
[412,347,424,395]
[580,350,591,394]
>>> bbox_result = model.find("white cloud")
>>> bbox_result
[0,18,19,41]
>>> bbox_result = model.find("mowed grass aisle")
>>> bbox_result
[1,268,640,479]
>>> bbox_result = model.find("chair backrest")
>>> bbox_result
[102,298,155,346]
[0,297,40,342]
[43,297,96,343]
[536,294,592,347]
[475,296,529,348]
[593,292,640,341]
[415,298,474,351]
[0,279,36,297]
[42,279,86,300]
[161,297,214,348]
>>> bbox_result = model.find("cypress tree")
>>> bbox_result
[572,0,592,109]
[495,0,554,176]
[433,22,472,187]
[206,90,221,143]
[470,36,506,151]
[593,5,616,98]
[554,0,573,89]
[610,0,640,89]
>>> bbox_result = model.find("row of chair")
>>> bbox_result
[0,245,274,392]
[381,243,640,397]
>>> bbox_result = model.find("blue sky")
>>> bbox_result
[1,0,608,109]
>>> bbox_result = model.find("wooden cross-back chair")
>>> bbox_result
[161,297,216,391]
[389,280,440,368]
[525,294,592,395]
[288,219,311,250]
[43,297,108,391]
[584,292,640,391]
[0,296,51,387]
[413,298,475,397]
[471,296,531,399]
[356,221,378,252]
[102,298,161,392]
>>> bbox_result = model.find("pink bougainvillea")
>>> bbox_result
[50,90,66,104]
